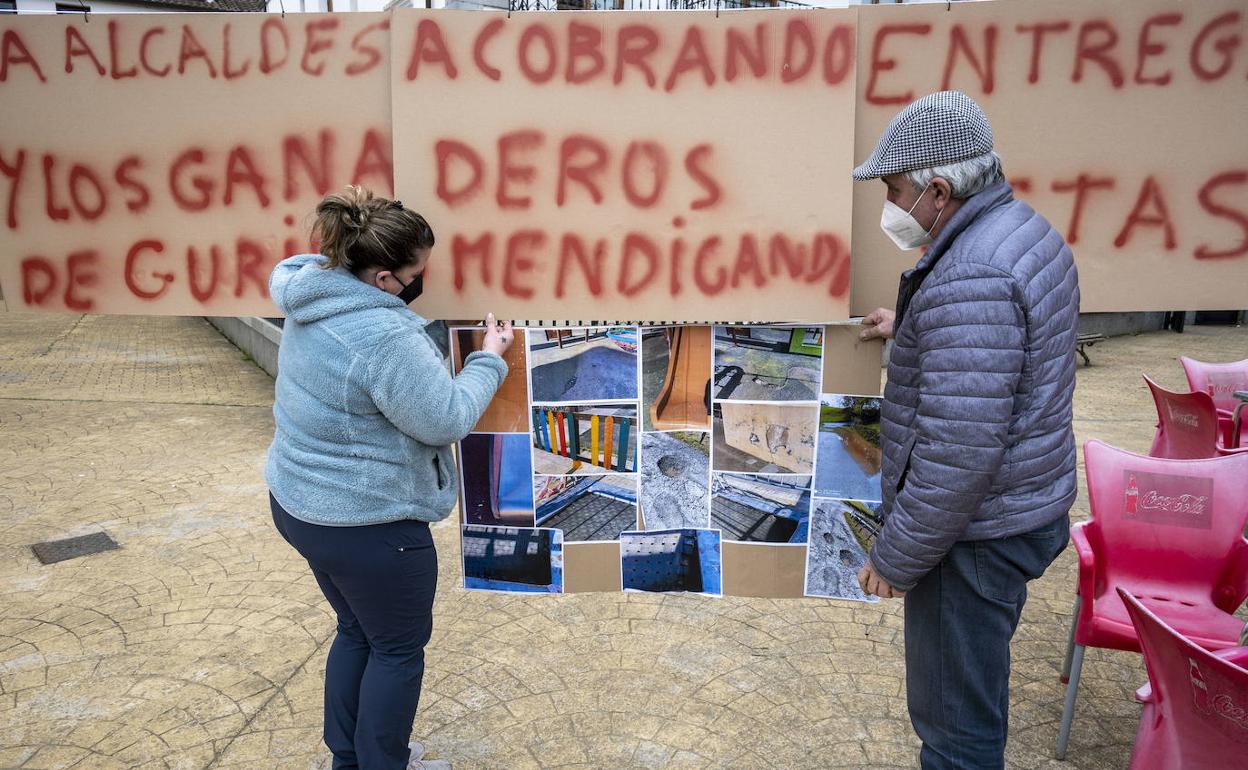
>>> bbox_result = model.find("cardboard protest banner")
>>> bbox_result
[389,9,857,324]
[453,323,886,599]
[851,0,1248,316]
[3,1,1243,319]
[0,11,392,314]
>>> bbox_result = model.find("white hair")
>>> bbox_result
[906,151,1004,200]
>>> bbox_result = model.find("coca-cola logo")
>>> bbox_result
[1211,694,1248,731]
[1208,373,1247,400]
[1140,491,1210,516]
[1165,403,1200,429]
[1123,470,1215,529]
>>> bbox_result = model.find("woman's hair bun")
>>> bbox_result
[312,186,434,274]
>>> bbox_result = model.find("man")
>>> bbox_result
[853,91,1079,769]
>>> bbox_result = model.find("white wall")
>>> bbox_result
[9,0,963,14]
[13,0,233,14]
[265,0,863,12]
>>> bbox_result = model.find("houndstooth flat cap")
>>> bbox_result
[852,91,994,180]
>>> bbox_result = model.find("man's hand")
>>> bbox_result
[860,308,896,341]
[858,560,905,599]
[481,313,514,357]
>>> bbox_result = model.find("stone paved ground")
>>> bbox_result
[1,314,1245,770]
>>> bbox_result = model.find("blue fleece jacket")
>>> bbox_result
[264,254,508,526]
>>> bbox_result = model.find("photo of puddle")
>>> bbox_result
[815,395,882,502]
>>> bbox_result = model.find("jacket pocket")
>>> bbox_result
[895,435,918,494]
[432,451,450,491]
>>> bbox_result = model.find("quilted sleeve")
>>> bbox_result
[869,263,1026,591]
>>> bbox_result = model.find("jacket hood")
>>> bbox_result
[270,254,412,324]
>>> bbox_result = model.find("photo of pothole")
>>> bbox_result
[528,327,639,403]
[534,475,638,542]
[458,433,535,527]
[642,327,712,432]
[816,394,883,502]
[712,402,819,474]
[713,326,823,401]
[639,431,710,530]
[804,498,885,602]
[711,473,811,543]
[451,327,529,433]
[620,528,722,596]
[462,525,563,594]
[531,404,638,475]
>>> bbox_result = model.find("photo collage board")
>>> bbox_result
[449,324,885,601]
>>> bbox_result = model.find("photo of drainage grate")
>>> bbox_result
[711,473,812,544]
[804,498,885,602]
[462,525,564,594]
[621,528,722,596]
[527,327,639,403]
[533,475,638,542]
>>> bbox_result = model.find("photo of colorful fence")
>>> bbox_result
[531,405,637,474]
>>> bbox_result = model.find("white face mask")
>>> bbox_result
[880,184,944,251]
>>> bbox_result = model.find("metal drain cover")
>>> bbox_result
[30,531,120,565]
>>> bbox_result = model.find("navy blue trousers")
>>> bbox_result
[904,515,1069,770]
[270,494,438,770]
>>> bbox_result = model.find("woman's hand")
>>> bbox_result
[482,313,514,357]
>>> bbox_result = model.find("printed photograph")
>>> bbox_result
[451,326,530,433]
[711,473,811,544]
[642,326,712,432]
[804,498,884,602]
[639,431,710,531]
[458,433,535,527]
[534,475,638,542]
[816,394,883,502]
[462,525,563,594]
[713,325,823,401]
[712,402,819,474]
[620,528,722,596]
[528,327,639,403]
[531,404,638,475]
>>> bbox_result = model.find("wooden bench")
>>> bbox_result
[1076,332,1108,366]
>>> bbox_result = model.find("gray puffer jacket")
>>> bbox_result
[870,181,1080,592]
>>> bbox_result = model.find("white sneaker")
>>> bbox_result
[311,743,430,770]
[407,742,451,770]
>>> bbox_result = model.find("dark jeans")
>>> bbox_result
[270,494,438,770]
[904,515,1070,770]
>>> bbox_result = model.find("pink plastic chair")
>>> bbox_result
[1119,588,1248,769]
[1055,440,1248,758]
[1180,357,1248,448]
[1144,375,1221,459]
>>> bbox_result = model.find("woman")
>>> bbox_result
[265,186,512,770]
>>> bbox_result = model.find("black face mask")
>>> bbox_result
[393,272,423,304]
